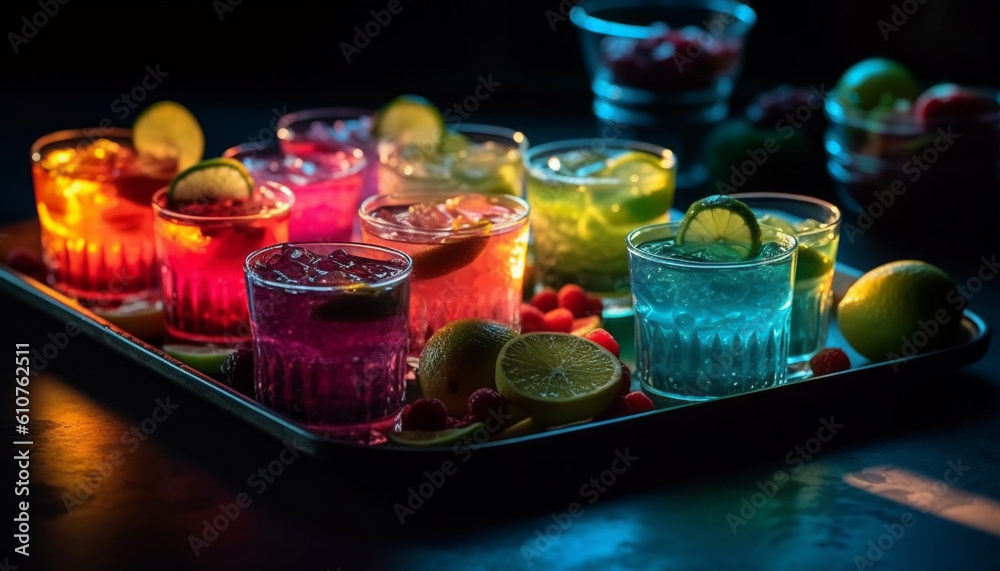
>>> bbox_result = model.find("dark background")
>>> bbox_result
[3,0,999,226]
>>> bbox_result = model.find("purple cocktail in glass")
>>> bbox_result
[244,242,412,445]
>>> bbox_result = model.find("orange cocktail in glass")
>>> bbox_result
[31,129,178,306]
[360,192,529,356]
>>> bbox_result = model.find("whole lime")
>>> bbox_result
[834,58,920,111]
[417,319,518,417]
[837,260,963,362]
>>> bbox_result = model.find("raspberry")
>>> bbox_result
[595,396,632,420]
[584,328,620,357]
[446,416,472,428]
[4,248,47,281]
[520,303,546,333]
[221,342,254,395]
[809,348,851,376]
[404,398,448,431]
[587,295,604,316]
[542,308,574,333]
[619,362,632,395]
[557,284,590,318]
[530,289,559,313]
[624,391,654,414]
[466,388,507,423]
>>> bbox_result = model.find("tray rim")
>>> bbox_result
[1,258,991,459]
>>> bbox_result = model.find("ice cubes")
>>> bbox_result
[255,245,408,286]
[756,241,786,259]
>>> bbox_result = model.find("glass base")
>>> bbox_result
[304,412,401,446]
[786,359,814,381]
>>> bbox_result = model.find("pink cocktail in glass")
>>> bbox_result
[152,183,292,344]
[225,142,365,242]
[245,243,412,444]
[277,108,377,237]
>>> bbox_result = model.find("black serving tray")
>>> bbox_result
[1,222,991,465]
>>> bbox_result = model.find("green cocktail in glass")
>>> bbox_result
[525,140,676,313]
[731,193,842,378]
[377,124,526,196]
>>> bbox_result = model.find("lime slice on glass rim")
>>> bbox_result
[374,95,445,151]
[409,236,490,281]
[677,195,762,261]
[133,101,205,170]
[495,333,621,427]
[579,151,674,226]
[163,344,235,377]
[167,157,254,207]
[387,422,484,447]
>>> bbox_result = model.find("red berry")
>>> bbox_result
[624,391,654,414]
[595,396,632,420]
[584,328,620,358]
[446,416,471,428]
[557,284,590,318]
[619,362,632,395]
[466,388,507,423]
[221,343,254,395]
[530,289,559,313]
[542,308,574,333]
[587,295,604,316]
[401,404,412,427]
[4,248,47,281]
[809,348,851,376]
[520,303,546,333]
[404,398,448,431]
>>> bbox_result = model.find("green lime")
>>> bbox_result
[795,245,833,282]
[93,302,165,341]
[495,333,621,427]
[387,422,484,447]
[677,195,762,261]
[834,58,919,111]
[167,157,254,206]
[163,344,236,377]
[133,101,204,170]
[593,151,675,225]
[837,260,963,361]
[374,94,445,150]
[418,319,518,417]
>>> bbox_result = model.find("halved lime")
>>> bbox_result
[167,157,254,206]
[796,245,834,282]
[93,302,165,341]
[163,344,235,377]
[677,195,762,261]
[374,95,445,150]
[133,101,204,170]
[593,151,674,225]
[495,333,622,427]
[409,236,490,280]
[387,422,484,447]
